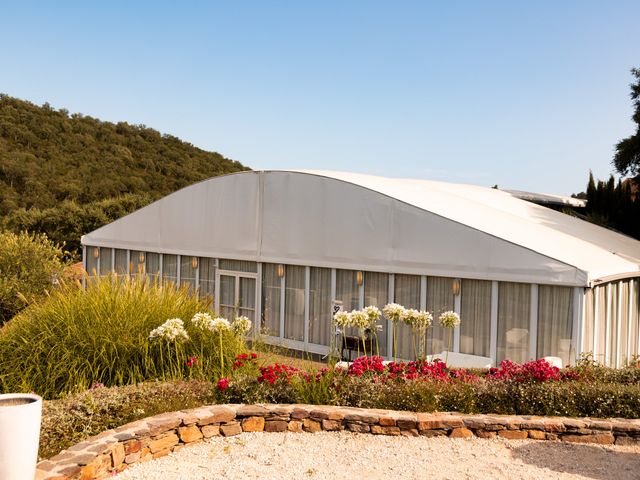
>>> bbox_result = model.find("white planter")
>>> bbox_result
[0,393,42,480]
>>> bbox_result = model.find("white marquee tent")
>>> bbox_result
[82,170,640,367]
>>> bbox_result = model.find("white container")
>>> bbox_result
[0,393,43,480]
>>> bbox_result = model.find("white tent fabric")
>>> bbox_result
[81,170,640,287]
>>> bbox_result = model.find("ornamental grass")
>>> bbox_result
[0,275,246,399]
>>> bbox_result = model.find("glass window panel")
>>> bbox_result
[583,288,594,357]
[146,253,160,279]
[460,279,492,357]
[284,265,305,341]
[537,285,573,366]
[335,270,359,311]
[180,256,197,291]
[199,257,216,302]
[631,280,639,359]
[162,254,178,285]
[309,267,331,346]
[364,272,388,356]
[497,282,530,364]
[239,276,256,325]
[114,249,128,275]
[130,251,146,275]
[86,246,99,276]
[426,276,456,355]
[607,283,619,367]
[594,285,606,364]
[261,263,281,337]
[219,274,236,320]
[393,274,420,360]
[219,259,257,273]
[99,247,112,276]
[619,281,630,366]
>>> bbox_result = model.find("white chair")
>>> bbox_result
[542,356,563,368]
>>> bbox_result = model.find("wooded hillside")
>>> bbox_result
[0,95,248,254]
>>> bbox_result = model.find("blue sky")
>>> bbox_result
[2,1,638,194]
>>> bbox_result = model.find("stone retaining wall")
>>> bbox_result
[36,404,640,480]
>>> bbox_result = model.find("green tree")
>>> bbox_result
[613,68,640,179]
[0,231,68,323]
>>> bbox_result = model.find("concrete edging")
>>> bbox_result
[36,404,640,479]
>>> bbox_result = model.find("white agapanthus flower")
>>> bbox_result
[210,317,231,333]
[333,310,352,328]
[404,308,420,327]
[363,305,381,322]
[350,309,369,330]
[231,315,252,336]
[415,310,433,329]
[191,312,214,331]
[439,310,461,328]
[383,303,407,323]
[149,318,189,342]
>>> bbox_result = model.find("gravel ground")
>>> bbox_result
[115,431,640,480]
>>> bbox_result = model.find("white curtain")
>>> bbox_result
[309,267,331,346]
[198,257,215,303]
[583,288,594,356]
[180,256,197,291]
[427,276,455,355]
[394,274,420,360]
[631,280,639,359]
[99,247,112,276]
[146,252,160,279]
[162,254,178,284]
[607,283,619,366]
[460,279,491,357]
[219,259,257,273]
[537,285,573,366]
[239,276,256,325]
[497,282,530,364]
[114,249,128,275]
[594,285,606,363]
[284,265,305,341]
[86,247,98,276]
[336,270,359,311]
[364,272,389,356]
[619,281,630,366]
[261,263,281,337]
[218,274,236,320]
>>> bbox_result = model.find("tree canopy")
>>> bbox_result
[613,68,640,180]
[0,95,249,254]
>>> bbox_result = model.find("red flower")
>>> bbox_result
[217,377,230,391]
[185,356,198,368]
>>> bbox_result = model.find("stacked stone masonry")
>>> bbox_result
[36,404,640,480]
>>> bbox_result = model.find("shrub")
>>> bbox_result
[40,380,218,459]
[0,230,67,323]
[0,275,246,398]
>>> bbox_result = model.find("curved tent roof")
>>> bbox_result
[82,170,640,287]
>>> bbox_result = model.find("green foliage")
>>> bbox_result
[0,275,246,398]
[40,380,218,459]
[583,171,639,240]
[0,94,249,254]
[0,230,67,323]
[613,68,640,180]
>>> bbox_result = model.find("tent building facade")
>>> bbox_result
[82,170,640,367]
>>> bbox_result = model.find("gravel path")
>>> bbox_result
[115,431,640,480]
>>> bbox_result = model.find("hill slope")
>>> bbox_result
[0,94,248,253]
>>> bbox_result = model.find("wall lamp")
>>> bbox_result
[356,271,364,286]
[191,257,199,269]
[93,247,100,258]
[138,252,145,264]
[277,264,285,278]
[452,278,461,296]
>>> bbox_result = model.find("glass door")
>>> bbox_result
[219,274,236,320]
[217,272,256,325]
